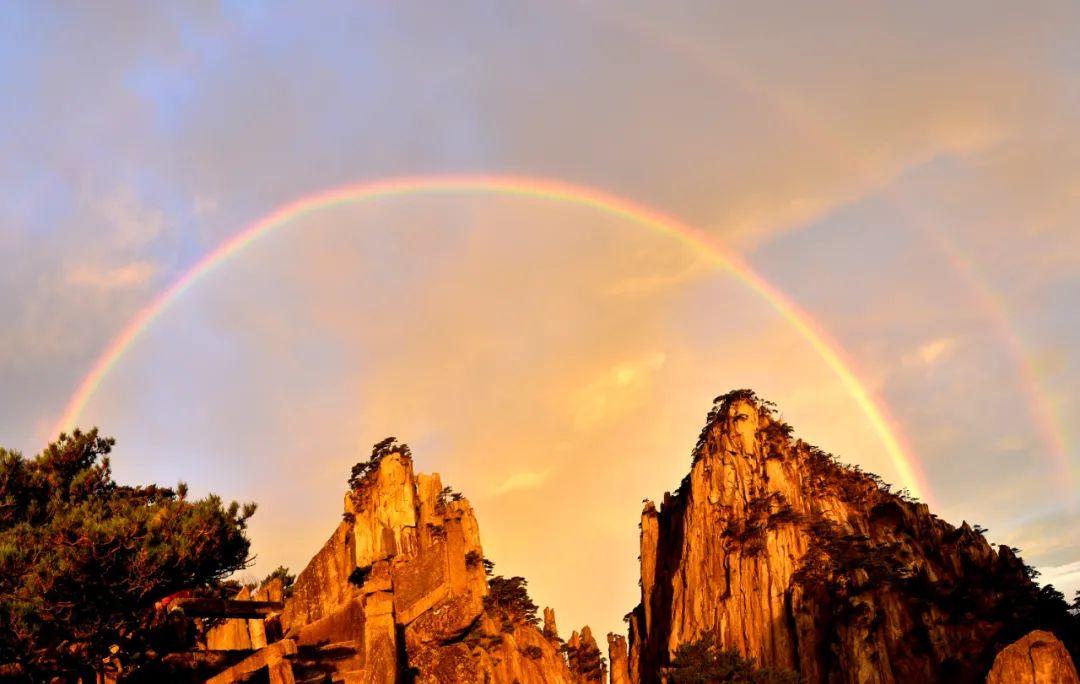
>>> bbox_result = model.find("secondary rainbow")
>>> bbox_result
[619,22,1073,500]
[52,174,933,503]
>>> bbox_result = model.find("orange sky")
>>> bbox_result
[1,1,1078,640]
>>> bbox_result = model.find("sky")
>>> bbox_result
[1,1,1078,641]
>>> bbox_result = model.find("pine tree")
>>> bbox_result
[665,635,798,684]
[0,429,256,679]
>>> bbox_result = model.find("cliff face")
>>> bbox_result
[195,391,1078,683]
[276,447,578,683]
[626,390,1077,684]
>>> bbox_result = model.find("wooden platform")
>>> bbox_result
[168,597,284,619]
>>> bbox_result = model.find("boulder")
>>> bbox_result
[986,630,1079,684]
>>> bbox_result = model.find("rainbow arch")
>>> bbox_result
[607,17,1073,499]
[52,174,933,503]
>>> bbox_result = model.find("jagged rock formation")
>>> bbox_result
[544,607,560,640]
[986,631,1079,684]
[626,390,1080,684]
[607,633,630,684]
[200,444,582,683]
[565,626,607,682]
[171,391,1080,683]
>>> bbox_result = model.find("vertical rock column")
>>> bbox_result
[607,633,630,684]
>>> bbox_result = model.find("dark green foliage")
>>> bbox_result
[261,565,296,597]
[437,486,453,510]
[791,517,915,594]
[804,446,899,503]
[692,390,761,465]
[348,565,373,588]
[564,636,605,681]
[348,437,412,490]
[722,493,802,558]
[665,635,798,683]
[521,644,544,660]
[790,483,1080,672]
[0,429,255,676]
[677,391,1080,677]
[484,575,540,629]
[435,485,464,513]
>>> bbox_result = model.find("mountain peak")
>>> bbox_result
[628,390,1078,683]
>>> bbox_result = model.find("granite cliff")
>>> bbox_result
[626,390,1079,683]
[188,392,1078,683]
[200,438,597,683]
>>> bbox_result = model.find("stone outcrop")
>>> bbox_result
[205,639,297,684]
[986,631,1080,684]
[204,579,285,650]
[544,606,560,640]
[171,391,1080,682]
[202,445,577,683]
[607,633,630,684]
[565,626,606,682]
[626,390,1080,684]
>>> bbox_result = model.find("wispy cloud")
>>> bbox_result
[573,353,667,430]
[1039,559,1080,592]
[67,261,156,292]
[90,187,167,248]
[491,469,552,496]
[905,337,956,366]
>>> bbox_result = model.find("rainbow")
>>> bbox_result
[611,19,1074,500]
[52,174,933,503]
[927,233,1074,497]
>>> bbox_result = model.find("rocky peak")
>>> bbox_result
[187,395,1079,683]
[626,390,1080,684]
[205,441,580,683]
[607,632,630,684]
[544,606,560,640]
[566,626,607,682]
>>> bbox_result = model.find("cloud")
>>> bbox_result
[67,261,157,292]
[91,187,167,248]
[905,337,956,366]
[3,0,1080,645]
[1039,559,1080,592]
[604,257,713,297]
[573,353,668,430]
[1004,509,1080,567]
[491,469,553,496]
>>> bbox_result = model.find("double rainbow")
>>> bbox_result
[52,174,932,503]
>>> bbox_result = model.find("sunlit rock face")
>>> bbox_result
[986,630,1080,684]
[205,580,285,651]
[626,390,1072,684]
[276,450,575,683]
[201,392,1078,683]
[607,632,630,684]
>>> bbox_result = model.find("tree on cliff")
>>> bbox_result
[348,436,412,490]
[484,574,540,631]
[259,565,296,597]
[665,635,798,684]
[0,429,256,678]
[564,633,606,681]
